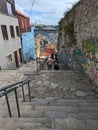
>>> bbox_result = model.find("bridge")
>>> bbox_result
[34,27,58,44]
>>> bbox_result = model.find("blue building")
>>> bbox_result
[22,27,36,63]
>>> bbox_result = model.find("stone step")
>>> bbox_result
[1,98,98,117]
[54,118,98,130]
[55,118,87,129]
[46,129,88,130]
[22,98,98,107]
[0,104,43,118]
[0,122,45,130]
[0,117,54,130]
[1,117,98,130]
[0,128,90,130]
[44,111,98,120]
[1,105,98,120]
[33,106,79,112]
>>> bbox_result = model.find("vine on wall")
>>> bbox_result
[64,20,76,46]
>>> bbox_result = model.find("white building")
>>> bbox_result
[0,0,22,69]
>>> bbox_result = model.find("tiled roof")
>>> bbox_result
[40,44,56,56]
[40,48,54,56]
[45,44,57,49]
[16,10,29,19]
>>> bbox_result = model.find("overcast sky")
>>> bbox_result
[14,0,80,25]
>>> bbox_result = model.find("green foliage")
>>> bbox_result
[64,21,74,35]
[43,39,48,45]
[64,21,76,45]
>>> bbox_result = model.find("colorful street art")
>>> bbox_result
[82,37,98,61]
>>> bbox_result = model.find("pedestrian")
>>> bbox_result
[54,52,58,62]
[54,60,59,70]
[65,53,72,70]
[47,56,53,70]
[51,52,55,60]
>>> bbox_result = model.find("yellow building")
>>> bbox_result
[34,36,40,58]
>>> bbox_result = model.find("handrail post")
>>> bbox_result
[5,93,12,117]
[37,60,39,71]
[21,84,25,102]
[28,82,31,102]
[14,89,21,117]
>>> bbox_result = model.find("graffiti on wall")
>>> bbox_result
[82,37,98,61]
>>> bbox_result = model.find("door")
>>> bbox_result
[19,48,23,63]
[14,51,19,68]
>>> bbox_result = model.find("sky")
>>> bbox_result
[14,0,80,25]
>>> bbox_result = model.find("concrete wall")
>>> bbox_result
[0,13,22,69]
[22,27,36,63]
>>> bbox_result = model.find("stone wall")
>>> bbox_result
[58,0,98,46]
[74,0,98,43]
[57,0,98,87]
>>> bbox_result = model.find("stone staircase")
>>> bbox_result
[0,70,98,130]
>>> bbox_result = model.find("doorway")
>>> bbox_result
[19,48,23,63]
[14,51,19,68]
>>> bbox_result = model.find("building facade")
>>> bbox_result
[16,10,30,33]
[16,10,36,63]
[0,0,22,69]
[22,27,36,63]
[34,36,41,58]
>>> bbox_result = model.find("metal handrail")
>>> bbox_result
[0,79,31,117]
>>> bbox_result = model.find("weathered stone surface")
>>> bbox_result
[86,120,98,129]
[0,62,98,130]
[43,81,50,86]
[75,91,88,97]
[49,83,58,89]
[55,118,87,129]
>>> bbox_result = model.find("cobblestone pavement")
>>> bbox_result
[30,70,96,100]
[0,61,37,88]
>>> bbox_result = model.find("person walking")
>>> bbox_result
[47,56,53,70]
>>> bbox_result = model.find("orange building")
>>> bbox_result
[40,44,57,58]
[34,36,40,58]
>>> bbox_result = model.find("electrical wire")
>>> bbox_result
[29,0,35,16]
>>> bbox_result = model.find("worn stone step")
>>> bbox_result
[55,118,87,129]
[54,118,98,130]
[1,128,88,130]
[33,106,79,112]
[0,122,44,129]
[0,104,43,117]
[56,99,98,103]
[2,97,98,106]
[0,117,54,129]
[22,98,98,107]
[44,111,98,120]
[46,128,88,130]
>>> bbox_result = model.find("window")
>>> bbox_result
[7,2,13,15]
[7,54,12,63]
[10,26,15,38]
[16,26,20,37]
[22,20,24,29]
[1,25,8,40]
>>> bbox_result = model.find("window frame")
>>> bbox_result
[16,26,20,37]
[6,1,13,15]
[1,25,9,40]
[10,25,15,38]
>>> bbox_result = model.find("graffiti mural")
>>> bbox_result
[82,37,98,61]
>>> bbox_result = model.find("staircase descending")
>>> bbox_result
[0,70,98,130]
